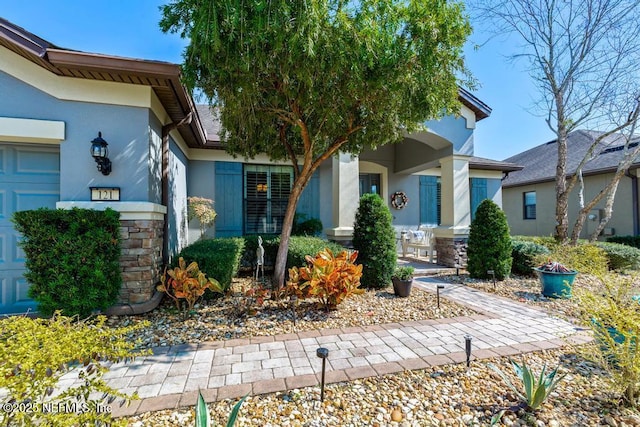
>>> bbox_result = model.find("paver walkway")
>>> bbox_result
[62,277,591,417]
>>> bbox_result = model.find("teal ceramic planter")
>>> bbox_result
[534,268,578,298]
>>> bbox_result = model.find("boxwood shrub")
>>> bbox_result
[352,193,397,289]
[467,199,512,280]
[607,235,640,249]
[594,241,640,271]
[511,239,550,276]
[241,235,344,271]
[12,207,121,317]
[177,237,245,292]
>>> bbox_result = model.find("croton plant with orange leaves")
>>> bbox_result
[287,248,364,310]
[157,257,223,317]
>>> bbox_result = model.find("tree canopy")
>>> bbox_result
[161,0,473,285]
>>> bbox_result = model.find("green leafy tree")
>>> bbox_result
[161,0,473,287]
[467,199,512,280]
[352,194,397,289]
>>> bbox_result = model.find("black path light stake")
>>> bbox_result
[316,347,329,402]
[290,296,298,327]
[464,334,472,368]
[487,270,496,290]
[436,284,445,309]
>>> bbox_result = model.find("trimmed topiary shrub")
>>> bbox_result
[292,213,323,236]
[177,238,245,292]
[285,236,344,269]
[240,235,344,272]
[595,241,640,271]
[607,235,640,249]
[352,193,397,289]
[511,239,551,276]
[467,199,512,280]
[12,207,122,317]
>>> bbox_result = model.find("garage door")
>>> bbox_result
[0,143,59,314]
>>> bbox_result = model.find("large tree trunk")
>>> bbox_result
[273,171,313,289]
[554,126,570,243]
[589,180,619,242]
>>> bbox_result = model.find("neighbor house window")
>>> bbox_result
[244,165,293,234]
[523,191,536,219]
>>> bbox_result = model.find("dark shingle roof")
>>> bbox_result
[502,130,640,187]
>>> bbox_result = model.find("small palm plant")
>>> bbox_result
[488,358,566,424]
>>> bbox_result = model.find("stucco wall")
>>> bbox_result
[0,71,153,202]
[187,160,217,242]
[167,139,189,258]
[503,172,637,238]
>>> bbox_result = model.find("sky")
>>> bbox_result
[1,0,556,161]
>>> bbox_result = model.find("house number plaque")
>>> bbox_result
[90,187,120,201]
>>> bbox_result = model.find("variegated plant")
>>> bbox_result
[287,248,364,309]
[157,257,223,316]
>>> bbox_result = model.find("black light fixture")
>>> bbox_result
[90,132,112,175]
[316,347,329,402]
[464,334,473,368]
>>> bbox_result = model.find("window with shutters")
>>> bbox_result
[244,165,293,234]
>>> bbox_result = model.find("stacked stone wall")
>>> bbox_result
[435,237,468,268]
[118,220,163,304]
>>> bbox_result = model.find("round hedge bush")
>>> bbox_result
[352,193,397,289]
[467,199,512,280]
[511,239,550,276]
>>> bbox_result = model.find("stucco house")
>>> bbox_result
[0,17,518,315]
[502,129,640,239]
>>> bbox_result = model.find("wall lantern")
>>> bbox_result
[90,132,112,175]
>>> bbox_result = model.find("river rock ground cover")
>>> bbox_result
[120,272,640,426]
[109,277,475,349]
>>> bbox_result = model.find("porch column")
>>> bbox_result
[325,152,359,245]
[435,155,471,266]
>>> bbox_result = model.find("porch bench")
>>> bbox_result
[401,225,435,263]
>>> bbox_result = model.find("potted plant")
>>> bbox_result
[392,266,414,297]
[533,260,578,298]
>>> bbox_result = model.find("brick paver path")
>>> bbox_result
[62,277,590,417]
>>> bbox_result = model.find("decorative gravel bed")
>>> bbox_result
[109,276,477,349]
[125,348,640,426]
[436,272,640,321]
[117,272,640,426]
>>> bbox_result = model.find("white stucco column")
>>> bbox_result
[325,152,359,242]
[438,155,471,237]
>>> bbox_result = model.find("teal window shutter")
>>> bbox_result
[470,178,488,221]
[419,176,441,225]
[215,162,243,237]
[297,171,320,220]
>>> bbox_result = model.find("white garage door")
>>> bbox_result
[0,143,59,314]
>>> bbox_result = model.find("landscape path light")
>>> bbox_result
[316,347,329,402]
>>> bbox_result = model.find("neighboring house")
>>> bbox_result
[0,17,518,315]
[502,129,640,239]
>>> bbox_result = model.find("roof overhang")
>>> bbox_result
[458,87,491,121]
[0,17,205,148]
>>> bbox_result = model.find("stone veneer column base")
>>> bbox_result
[119,219,164,304]
[435,237,468,268]
[56,202,166,310]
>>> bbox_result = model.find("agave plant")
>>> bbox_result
[488,358,565,413]
[195,391,245,427]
